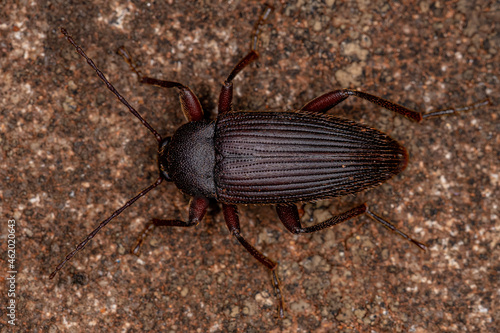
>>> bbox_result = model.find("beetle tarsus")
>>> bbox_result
[271,269,285,319]
[250,4,274,51]
[421,98,491,119]
[116,46,144,78]
[130,221,156,256]
[365,207,426,251]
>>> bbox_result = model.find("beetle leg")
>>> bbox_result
[301,89,489,123]
[218,51,259,114]
[130,196,209,255]
[218,5,273,115]
[301,89,425,121]
[364,207,427,250]
[223,204,285,318]
[117,47,204,122]
[277,203,367,233]
[276,203,427,250]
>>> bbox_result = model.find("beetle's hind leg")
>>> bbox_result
[223,204,285,318]
[276,203,426,250]
[130,197,209,255]
[301,89,490,122]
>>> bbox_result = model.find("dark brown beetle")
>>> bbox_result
[51,7,488,317]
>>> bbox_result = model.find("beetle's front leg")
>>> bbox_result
[276,203,426,250]
[117,47,204,122]
[223,204,285,318]
[131,197,209,255]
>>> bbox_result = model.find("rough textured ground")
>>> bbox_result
[1,0,498,332]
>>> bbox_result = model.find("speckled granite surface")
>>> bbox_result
[1,1,498,332]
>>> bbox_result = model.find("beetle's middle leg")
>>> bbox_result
[301,89,489,122]
[276,203,426,250]
[223,203,285,318]
[218,4,273,114]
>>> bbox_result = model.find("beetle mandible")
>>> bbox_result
[51,6,489,317]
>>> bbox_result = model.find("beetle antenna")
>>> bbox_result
[60,28,162,143]
[49,177,163,279]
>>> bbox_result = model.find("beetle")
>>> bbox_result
[51,7,489,317]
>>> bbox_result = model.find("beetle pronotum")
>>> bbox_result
[51,6,489,317]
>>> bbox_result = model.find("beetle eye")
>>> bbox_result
[158,137,172,181]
